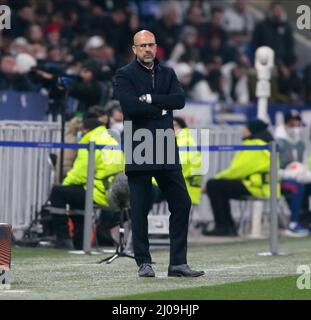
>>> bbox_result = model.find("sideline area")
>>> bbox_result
[1,237,311,300]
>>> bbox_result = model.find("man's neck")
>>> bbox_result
[137,58,154,70]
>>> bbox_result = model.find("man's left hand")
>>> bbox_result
[139,94,167,115]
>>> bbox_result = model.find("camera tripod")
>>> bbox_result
[97,207,135,264]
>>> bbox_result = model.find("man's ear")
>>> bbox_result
[132,45,136,56]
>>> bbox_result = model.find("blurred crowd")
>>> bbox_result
[0,0,311,119]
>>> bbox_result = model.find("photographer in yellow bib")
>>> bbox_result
[203,119,280,236]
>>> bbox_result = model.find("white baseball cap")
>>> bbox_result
[16,53,37,74]
[84,36,105,50]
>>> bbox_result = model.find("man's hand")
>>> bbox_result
[139,94,152,103]
[139,94,167,115]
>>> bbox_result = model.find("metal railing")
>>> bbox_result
[0,136,281,256]
[0,121,243,234]
[0,121,60,233]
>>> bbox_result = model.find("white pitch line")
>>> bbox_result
[0,290,28,294]
[205,264,263,272]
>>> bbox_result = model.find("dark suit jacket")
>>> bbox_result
[115,59,185,173]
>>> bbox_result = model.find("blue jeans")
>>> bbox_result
[281,179,305,223]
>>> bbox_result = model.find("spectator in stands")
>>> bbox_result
[277,55,303,104]
[152,1,182,59]
[222,0,256,36]
[101,5,137,57]
[47,45,63,64]
[274,110,309,236]
[0,54,36,91]
[83,35,117,74]
[203,119,276,236]
[48,117,124,249]
[67,59,103,115]
[201,34,237,65]
[62,7,86,42]
[9,37,30,55]
[44,23,62,47]
[29,43,48,61]
[252,1,294,65]
[5,2,35,38]
[221,59,250,105]
[130,0,161,29]
[84,35,107,61]
[184,2,208,48]
[229,31,253,62]
[205,7,227,45]
[27,24,44,44]
[168,26,201,67]
[174,62,219,102]
[15,52,37,74]
[203,55,225,102]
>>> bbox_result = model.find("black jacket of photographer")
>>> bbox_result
[115,58,186,173]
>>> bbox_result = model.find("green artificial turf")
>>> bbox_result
[0,237,310,299]
[113,275,311,300]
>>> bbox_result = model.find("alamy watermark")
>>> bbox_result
[0,5,11,30]
[102,121,210,176]
[297,5,311,30]
[296,265,311,290]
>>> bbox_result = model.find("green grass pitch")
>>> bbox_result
[1,237,311,300]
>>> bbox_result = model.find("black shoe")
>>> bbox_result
[168,264,205,277]
[202,226,238,237]
[138,263,155,277]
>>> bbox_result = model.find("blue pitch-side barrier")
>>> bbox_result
[0,141,270,152]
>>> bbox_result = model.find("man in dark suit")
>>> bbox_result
[115,30,204,278]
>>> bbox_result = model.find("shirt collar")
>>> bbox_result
[136,58,154,70]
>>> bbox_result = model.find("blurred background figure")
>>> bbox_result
[152,1,182,60]
[174,62,219,102]
[223,0,256,37]
[169,26,201,68]
[203,119,275,237]
[0,54,37,91]
[252,1,294,65]
[54,117,83,184]
[67,59,103,116]
[275,110,310,236]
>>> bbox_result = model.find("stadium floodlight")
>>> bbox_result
[255,46,275,122]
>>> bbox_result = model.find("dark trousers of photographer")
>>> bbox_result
[49,185,86,249]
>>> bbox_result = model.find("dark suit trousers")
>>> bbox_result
[207,179,251,228]
[127,169,192,266]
